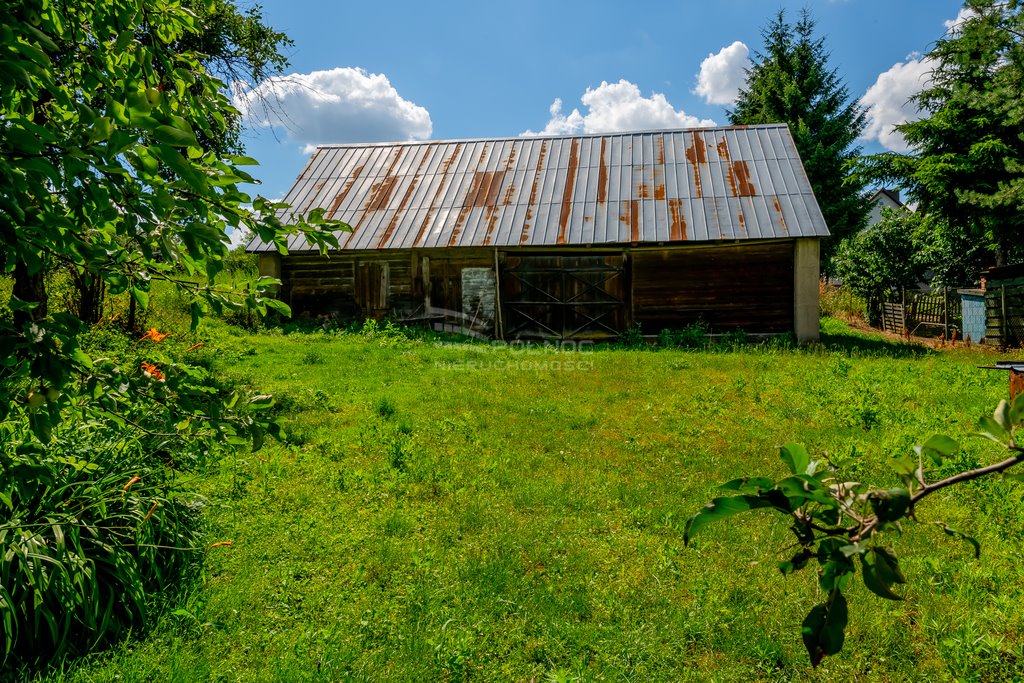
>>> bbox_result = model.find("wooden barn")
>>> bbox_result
[247,124,828,341]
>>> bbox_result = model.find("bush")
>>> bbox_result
[0,323,278,675]
[819,281,867,321]
[0,421,204,670]
[657,321,709,349]
[617,322,645,348]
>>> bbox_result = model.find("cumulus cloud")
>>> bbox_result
[944,7,978,33]
[693,41,751,105]
[522,80,715,136]
[860,55,934,151]
[234,67,432,152]
[227,227,251,250]
[860,6,984,151]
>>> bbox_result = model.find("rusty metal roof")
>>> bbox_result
[247,124,829,252]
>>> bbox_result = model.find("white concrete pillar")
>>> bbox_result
[794,238,820,343]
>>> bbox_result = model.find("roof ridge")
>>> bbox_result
[312,123,792,150]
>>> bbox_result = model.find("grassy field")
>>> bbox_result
[42,318,1024,682]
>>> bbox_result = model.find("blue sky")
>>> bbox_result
[231,0,967,208]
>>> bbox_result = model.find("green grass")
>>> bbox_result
[38,318,1024,682]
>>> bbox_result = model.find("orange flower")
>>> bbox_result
[140,361,166,381]
[142,501,158,523]
[209,541,234,549]
[123,475,141,492]
[185,342,204,352]
[139,328,170,343]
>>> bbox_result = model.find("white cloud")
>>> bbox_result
[234,67,432,152]
[227,227,250,250]
[523,80,715,136]
[944,7,978,33]
[860,7,979,152]
[860,55,934,151]
[693,41,751,105]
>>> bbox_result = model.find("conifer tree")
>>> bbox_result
[730,9,869,271]
[858,0,1024,268]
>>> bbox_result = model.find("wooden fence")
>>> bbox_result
[984,283,1024,348]
[878,288,961,339]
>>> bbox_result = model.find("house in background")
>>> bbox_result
[247,124,829,342]
[866,188,907,227]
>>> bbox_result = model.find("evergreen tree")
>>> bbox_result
[730,9,869,271]
[857,0,1024,268]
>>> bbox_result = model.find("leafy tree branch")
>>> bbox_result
[686,395,1024,666]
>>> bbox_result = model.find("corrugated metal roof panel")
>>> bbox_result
[247,124,830,252]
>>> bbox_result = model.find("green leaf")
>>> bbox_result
[861,547,906,600]
[263,298,291,317]
[90,117,112,143]
[69,346,93,369]
[819,556,855,592]
[683,493,790,545]
[920,435,958,465]
[779,443,810,475]
[869,488,911,523]
[1010,393,1024,426]
[7,295,40,312]
[933,522,981,559]
[719,476,775,493]
[152,124,198,148]
[130,286,149,310]
[977,415,1009,445]
[801,590,848,667]
[994,399,1011,432]
[248,394,275,411]
[890,453,917,477]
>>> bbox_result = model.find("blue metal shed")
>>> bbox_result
[959,288,986,343]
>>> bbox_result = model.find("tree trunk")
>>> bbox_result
[72,269,106,324]
[12,259,48,328]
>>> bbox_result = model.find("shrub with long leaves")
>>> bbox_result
[0,421,203,668]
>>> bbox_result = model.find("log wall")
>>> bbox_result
[274,240,802,337]
[631,242,795,333]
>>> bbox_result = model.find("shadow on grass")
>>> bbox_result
[817,318,932,358]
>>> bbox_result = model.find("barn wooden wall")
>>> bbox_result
[631,242,795,333]
[274,241,800,337]
[279,249,493,320]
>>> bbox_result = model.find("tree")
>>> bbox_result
[857,0,1024,267]
[832,208,928,320]
[0,1,342,668]
[832,207,987,316]
[0,0,339,432]
[730,9,870,271]
[49,0,295,324]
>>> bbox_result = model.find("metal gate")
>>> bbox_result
[501,255,626,340]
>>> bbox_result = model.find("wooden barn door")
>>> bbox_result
[501,254,625,340]
[355,262,389,319]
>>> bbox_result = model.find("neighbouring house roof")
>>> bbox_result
[869,188,905,208]
[866,187,910,228]
[247,124,830,253]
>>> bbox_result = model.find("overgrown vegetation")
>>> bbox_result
[28,317,1024,682]
[0,0,339,674]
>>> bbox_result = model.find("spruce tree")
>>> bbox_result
[860,0,1024,268]
[730,10,869,272]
